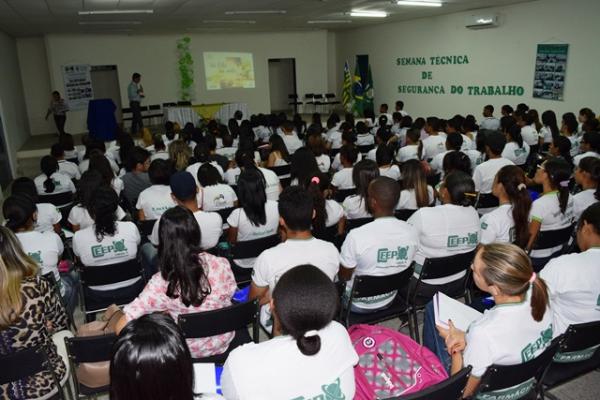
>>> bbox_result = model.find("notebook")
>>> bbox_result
[433,292,483,332]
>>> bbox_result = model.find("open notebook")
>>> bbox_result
[434,292,483,332]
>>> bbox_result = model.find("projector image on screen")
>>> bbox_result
[204,52,256,90]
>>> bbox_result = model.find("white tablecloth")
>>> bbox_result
[163,106,198,126]
[214,102,249,123]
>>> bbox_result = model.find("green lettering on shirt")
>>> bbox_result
[377,246,409,263]
[447,232,478,248]
[290,377,345,400]
[521,324,553,362]
[91,239,128,258]
[28,251,42,264]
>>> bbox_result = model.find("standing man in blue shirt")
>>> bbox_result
[128,72,145,135]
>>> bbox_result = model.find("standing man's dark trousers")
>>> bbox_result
[130,101,143,135]
[53,114,66,136]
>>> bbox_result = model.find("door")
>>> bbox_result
[0,113,12,189]
[91,65,122,121]
[268,58,297,114]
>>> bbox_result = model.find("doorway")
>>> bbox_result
[91,65,122,121]
[0,113,12,190]
[268,58,297,114]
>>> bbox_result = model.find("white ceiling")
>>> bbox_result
[0,0,533,37]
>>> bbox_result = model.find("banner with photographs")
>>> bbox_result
[533,44,568,101]
[61,64,93,110]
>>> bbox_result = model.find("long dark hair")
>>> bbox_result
[40,155,58,193]
[578,157,600,200]
[506,124,524,148]
[237,167,267,227]
[76,170,105,210]
[272,265,338,356]
[401,159,429,208]
[269,134,290,162]
[290,147,320,184]
[3,194,36,232]
[110,313,194,400]
[157,207,211,307]
[552,136,573,167]
[89,151,115,186]
[306,173,330,232]
[352,160,380,213]
[89,185,118,241]
[496,166,531,248]
[544,159,572,214]
[541,110,560,139]
[444,171,477,207]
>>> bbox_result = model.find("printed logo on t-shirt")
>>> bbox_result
[151,205,171,214]
[213,194,227,208]
[290,377,345,400]
[377,246,410,263]
[91,239,128,258]
[596,294,600,311]
[447,232,478,248]
[520,324,553,362]
[28,251,42,265]
[52,179,62,188]
[481,222,488,230]
[514,148,527,157]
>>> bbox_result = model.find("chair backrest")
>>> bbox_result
[267,164,291,178]
[138,219,157,237]
[313,93,323,100]
[231,234,280,259]
[396,366,472,400]
[554,320,600,362]
[65,334,117,364]
[178,299,259,342]
[474,338,560,398]
[346,217,374,232]
[532,225,574,251]
[350,267,414,299]
[304,93,314,100]
[216,207,235,221]
[122,107,132,113]
[420,249,476,281]
[0,347,63,398]
[162,102,177,107]
[476,193,500,209]
[148,104,161,111]
[334,188,356,203]
[325,93,336,99]
[38,191,74,208]
[177,100,192,106]
[357,144,374,154]
[395,209,417,221]
[288,94,298,100]
[80,259,144,287]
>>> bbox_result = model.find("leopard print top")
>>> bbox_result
[0,275,68,400]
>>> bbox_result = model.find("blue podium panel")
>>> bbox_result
[87,99,117,141]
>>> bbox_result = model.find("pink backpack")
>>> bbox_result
[349,324,448,399]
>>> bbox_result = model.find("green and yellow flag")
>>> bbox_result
[342,61,353,113]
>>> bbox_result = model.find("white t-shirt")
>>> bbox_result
[465,150,485,172]
[68,205,126,230]
[331,168,355,190]
[78,156,119,175]
[224,167,240,186]
[397,186,434,210]
[186,161,224,184]
[332,152,362,172]
[340,217,418,310]
[34,203,62,233]
[150,150,170,161]
[379,165,401,181]
[356,133,374,146]
[136,185,176,219]
[464,291,554,377]
[473,158,515,194]
[566,135,580,157]
[429,150,449,175]
[111,177,124,196]
[529,192,574,258]
[366,148,377,162]
[281,133,303,155]
[461,134,474,151]
[573,151,600,167]
[540,248,600,336]
[258,167,281,201]
[327,129,343,149]
[199,184,238,211]
[501,142,530,166]
[480,204,515,244]
[73,221,141,290]
[34,172,76,196]
[342,195,371,220]
[216,146,237,161]
[573,189,597,222]
[16,231,63,283]
[407,204,480,284]
[227,201,279,269]
[253,126,271,142]
[479,117,500,131]
[397,144,419,162]
[540,126,553,144]
[221,321,358,400]
[422,135,447,160]
[521,125,539,146]
[316,154,331,173]
[58,159,81,180]
[325,199,344,227]
[150,210,222,250]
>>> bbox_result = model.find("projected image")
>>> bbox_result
[204,52,256,90]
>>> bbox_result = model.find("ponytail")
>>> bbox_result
[444,171,477,207]
[401,159,429,208]
[544,159,572,214]
[40,155,58,193]
[297,332,321,356]
[89,186,118,241]
[496,166,532,248]
[417,140,423,160]
[530,273,550,322]
[306,174,328,233]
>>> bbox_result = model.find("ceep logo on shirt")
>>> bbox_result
[91,239,128,258]
[28,251,43,264]
[377,246,409,263]
[520,324,553,362]
[290,377,344,400]
[447,232,478,248]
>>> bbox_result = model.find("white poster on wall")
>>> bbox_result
[61,64,94,110]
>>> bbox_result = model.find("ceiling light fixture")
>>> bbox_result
[307,20,352,24]
[349,10,388,18]
[224,10,286,15]
[78,9,153,15]
[78,21,142,25]
[202,20,257,24]
[395,1,442,7]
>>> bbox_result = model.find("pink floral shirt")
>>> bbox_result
[124,252,237,358]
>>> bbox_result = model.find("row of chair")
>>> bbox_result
[288,93,341,113]
[121,101,193,125]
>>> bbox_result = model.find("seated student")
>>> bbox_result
[479,105,500,131]
[561,112,580,158]
[168,139,193,172]
[161,121,179,148]
[227,167,279,269]
[307,133,331,173]
[539,110,559,149]
[111,313,223,400]
[480,165,531,247]
[342,160,379,220]
[573,157,599,221]
[116,206,236,359]
[73,186,142,297]
[136,159,176,221]
[540,202,600,336]
[356,121,375,146]
[223,265,358,399]
[197,163,238,212]
[397,128,421,163]
[430,132,463,177]
[548,135,574,168]
[421,117,447,160]
[88,151,124,196]
[515,110,539,148]
[205,133,230,171]
[445,116,473,151]
[578,107,596,133]
[527,159,574,265]
[186,143,225,184]
[397,159,434,210]
[69,171,127,232]
[34,155,76,196]
[307,174,345,237]
[367,126,393,161]
[279,120,303,155]
[216,133,237,161]
[325,115,343,150]
[249,186,340,329]
[289,147,321,186]
[442,150,472,178]
[332,131,363,171]
[59,132,81,162]
[121,147,152,206]
[464,127,486,172]
[0,226,71,400]
[376,144,401,180]
[340,177,419,312]
[149,137,169,161]
[574,131,600,167]
[78,140,120,175]
[501,124,530,167]
[51,143,80,180]
[331,145,359,191]
[378,103,393,125]
[11,177,62,233]
[266,134,291,167]
[433,243,552,397]
[473,130,514,213]
[407,171,480,294]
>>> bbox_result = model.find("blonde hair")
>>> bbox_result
[168,140,192,171]
[478,243,549,322]
[0,226,38,329]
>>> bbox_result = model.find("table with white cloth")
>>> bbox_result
[193,102,249,123]
[163,106,198,126]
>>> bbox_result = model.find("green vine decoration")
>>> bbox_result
[176,37,194,101]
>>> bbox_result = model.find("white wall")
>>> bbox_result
[336,0,600,119]
[0,30,30,176]
[39,31,329,133]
